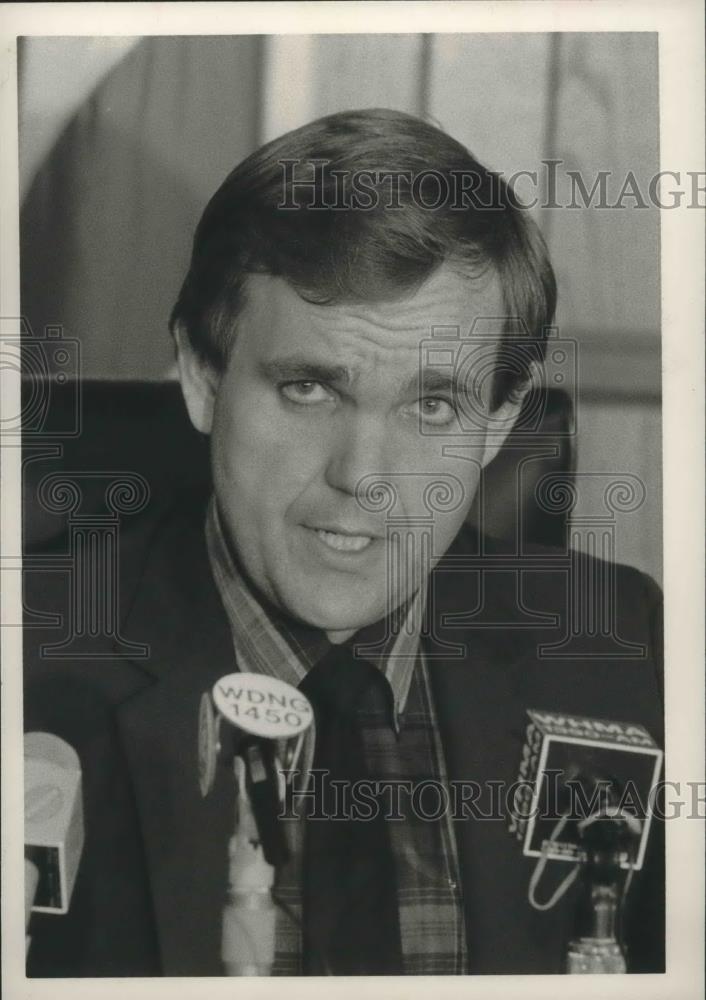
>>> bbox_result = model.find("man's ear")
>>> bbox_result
[480,364,539,468]
[173,324,220,434]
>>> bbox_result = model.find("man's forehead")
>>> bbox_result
[241,268,506,343]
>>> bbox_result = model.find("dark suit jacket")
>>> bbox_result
[24,489,664,977]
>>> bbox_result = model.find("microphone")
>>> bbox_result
[24,733,84,952]
[509,709,663,973]
[199,672,314,976]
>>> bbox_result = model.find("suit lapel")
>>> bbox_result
[427,532,578,972]
[114,496,237,974]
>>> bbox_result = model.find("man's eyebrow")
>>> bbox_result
[259,360,463,396]
[258,358,351,385]
[408,367,463,395]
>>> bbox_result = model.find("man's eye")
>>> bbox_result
[416,397,457,426]
[279,381,333,404]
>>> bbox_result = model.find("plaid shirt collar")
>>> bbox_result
[204,497,424,724]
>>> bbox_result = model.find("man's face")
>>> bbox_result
[182,266,520,638]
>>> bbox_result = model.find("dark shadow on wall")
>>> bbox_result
[20,36,263,380]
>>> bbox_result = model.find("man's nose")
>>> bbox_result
[323,414,392,500]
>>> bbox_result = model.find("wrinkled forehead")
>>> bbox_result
[237,267,507,360]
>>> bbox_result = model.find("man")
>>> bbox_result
[24,108,664,976]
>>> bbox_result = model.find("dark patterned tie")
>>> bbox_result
[299,641,403,975]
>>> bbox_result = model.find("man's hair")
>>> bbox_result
[170,108,556,409]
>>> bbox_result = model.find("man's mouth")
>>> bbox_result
[314,529,374,553]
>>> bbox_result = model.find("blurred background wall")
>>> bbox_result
[18,33,662,581]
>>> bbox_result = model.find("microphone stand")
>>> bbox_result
[221,747,281,976]
[202,675,310,975]
[565,813,637,974]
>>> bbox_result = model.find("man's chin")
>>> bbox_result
[271,559,416,634]
[281,589,391,637]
